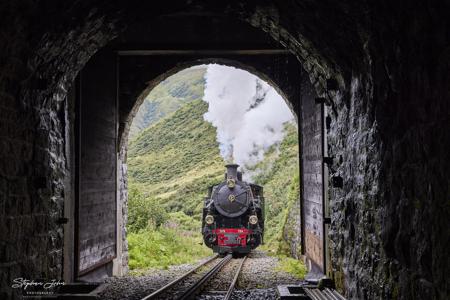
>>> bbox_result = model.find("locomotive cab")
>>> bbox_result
[202,164,265,254]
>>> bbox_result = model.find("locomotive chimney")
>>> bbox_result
[225,164,239,180]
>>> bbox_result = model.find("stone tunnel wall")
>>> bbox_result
[248,2,449,299]
[323,2,450,298]
[0,1,448,300]
[0,3,120,298]
[0,69,67,300]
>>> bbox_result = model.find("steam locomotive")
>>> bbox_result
[202,164,264,254]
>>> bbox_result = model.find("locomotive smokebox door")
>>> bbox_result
[213,179,249,218]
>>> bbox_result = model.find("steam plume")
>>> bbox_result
[202,64,294,177]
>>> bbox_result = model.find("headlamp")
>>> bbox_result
[249,215,258,225]
[227,179,236,188]
[205,215,214,225]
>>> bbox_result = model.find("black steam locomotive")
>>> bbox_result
[202,164,264,254]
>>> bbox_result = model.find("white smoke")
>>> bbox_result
[202,64,295,178]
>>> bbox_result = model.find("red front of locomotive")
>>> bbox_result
[213,228,251,248]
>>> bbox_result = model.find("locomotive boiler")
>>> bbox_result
[202,164,265,254]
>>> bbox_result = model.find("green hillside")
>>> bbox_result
[126,92,301,273]
[248,122,300,254]
[128,99,225,217]
[129,66,207,138]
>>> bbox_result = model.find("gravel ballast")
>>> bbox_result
[97,250,303,300]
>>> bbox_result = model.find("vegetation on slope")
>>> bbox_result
[248,122,300,253]
[128,228,211,272]
[127,100,222,271]
[276,256,308,279]
[126,80,302,274]
[128,99,225,217]
[129,66,207,138]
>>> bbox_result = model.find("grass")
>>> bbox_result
[128,227,211,272]
[128,99,225,217]
[129,67,207,138]
[276,256,308,279]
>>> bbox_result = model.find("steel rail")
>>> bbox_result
[304,288,327,300]
[304,287,347,300]
[223,256,247,300]
[140,254,219,300]
[325,288,346,300]
[178,254,233,300]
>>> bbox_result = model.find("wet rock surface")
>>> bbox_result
[97,251,301,300]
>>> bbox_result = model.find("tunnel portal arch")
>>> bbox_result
[74,45,328,286]
[109,52,317,278]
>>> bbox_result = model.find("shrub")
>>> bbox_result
[276,256,308,279]
[127,186,168,232]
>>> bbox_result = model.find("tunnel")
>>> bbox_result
[0,1,448,299]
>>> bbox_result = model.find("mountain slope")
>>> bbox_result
[128,99,225,216]
[129,66,207,138]
[248,122,300,254]
[126,71,302,272]
[128,111,300,237]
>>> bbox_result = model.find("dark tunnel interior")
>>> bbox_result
[0,1,448,299]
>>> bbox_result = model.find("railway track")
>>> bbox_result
[223,256,246,300]
[140,254,246,300]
